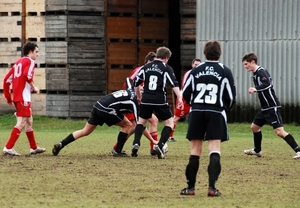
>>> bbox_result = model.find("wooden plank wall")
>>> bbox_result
[0,0,175,118]
[106,0,170,91]
[45,0,106,118]
[180,0,197,73]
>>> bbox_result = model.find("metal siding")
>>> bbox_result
[196,0,300,107]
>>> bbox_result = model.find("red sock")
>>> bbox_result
[26,130,37,150]
[150,131,158,150]
[113,142,118,150]
[169,123,177,138]
[5,127,21,149]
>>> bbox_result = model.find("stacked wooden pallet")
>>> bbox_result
[180,0,197,72]
[106,0,138,92]
[45,0,105,118]
[106,0,170,92]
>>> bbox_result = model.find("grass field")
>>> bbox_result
[0,114,299,208]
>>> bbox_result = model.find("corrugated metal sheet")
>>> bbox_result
[196,0,300,108]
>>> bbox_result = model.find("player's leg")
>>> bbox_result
[4,102,27,156]
[148,114,158,154]
[244,110,264,157]
[24,115,46,154]
[168,115,180,142]
[207,140,222,197]
[180,139,202,195]
[274,127,300,159]
[153,105,174,159]
[112,113,135,151]
[52,108,101,156]
[131,117,148,157]
[131,104,152,157]
[112,116,134,156]
[52,122,97,156]
[3,115,24,156]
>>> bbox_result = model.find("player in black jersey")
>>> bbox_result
[131,46,183,159]
[52,78,138,157]
[242,52,300,159]
[180,40,236,197]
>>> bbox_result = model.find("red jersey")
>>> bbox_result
[3,57,35,102]
[123,66,143,89]
[181,69,191,89]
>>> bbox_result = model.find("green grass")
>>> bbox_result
[0,114,300,208]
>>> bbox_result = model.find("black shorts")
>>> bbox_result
[186,110,228,142]
[88,106,124,127]
[139,104,173,121]
[253,108,283,129]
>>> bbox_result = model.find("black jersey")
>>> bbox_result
[252,66,280,110]
[134,59,179,105]
[93,79,139,122]
[182,61,236,112]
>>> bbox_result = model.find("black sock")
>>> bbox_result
[253,131,262,152]
[158,126,172,148]
[185,155,199,189]
[208,152,221,189]
[283,134,300,152]
[115,132,128,153]
[133,124,145,146]
[61,133,75,148]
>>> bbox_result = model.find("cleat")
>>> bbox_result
[30,146,46,154]
[293,152,300,159]
[111,149,129,157]
[207,187,221,197]
[154,144,164,159]
[111,149,126,155]
[244,148,262,157]
[180,187,195,195]
[3,147,21,156]
[150,149,157,156]
[52,143,62,156]
[131,143,139,157]
[168,137,177,142]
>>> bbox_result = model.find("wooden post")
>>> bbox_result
[21,0,26,56]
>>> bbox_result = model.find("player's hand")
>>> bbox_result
[248,87,257,94]
[176,97,184,110]
[31,86,39,93]
[6,98,12,106]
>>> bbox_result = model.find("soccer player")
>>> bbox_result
[2,42,46,156]
[168,58,201,142]
[52,78,139,157]
[180,40,236,196]
[131,46,183,159]
[112,52,159,156]
[242,52,300,159]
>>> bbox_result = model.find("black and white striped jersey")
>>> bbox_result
[182,61,236,112]
[93,78,139,122]
[252,66,280,110]
[134,59,180,105]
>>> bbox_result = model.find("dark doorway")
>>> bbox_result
[168,0,181,82]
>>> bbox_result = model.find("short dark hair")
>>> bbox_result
[242,52,258,64]
[192,58,201,64]
[23,42,38,56]
[144,52,156,64]
[156,46,172,59]
[203,40,221,60]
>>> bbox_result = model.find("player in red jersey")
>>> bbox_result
[2,42,46,156]
[112,52,159,155]
[168,58,201,142]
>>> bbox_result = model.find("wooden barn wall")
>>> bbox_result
[0,0,174,118]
